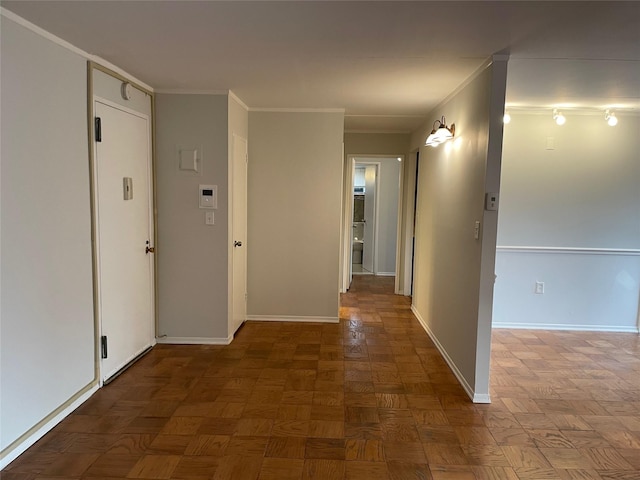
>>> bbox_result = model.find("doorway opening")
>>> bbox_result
[352,163,377,275]
[341,155,403,292]
[93,97,155,384]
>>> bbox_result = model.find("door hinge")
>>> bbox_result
[101,335,108,359]
[95,117,102,142]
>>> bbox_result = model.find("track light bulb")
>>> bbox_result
[553,109,566,126]
[605,110,618,126]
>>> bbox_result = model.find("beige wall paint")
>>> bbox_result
[411,60,506,401]
[248,111,344,319]
[344,132,409,158]
[156,94,230,340]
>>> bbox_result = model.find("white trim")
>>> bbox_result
[502,106,640,116]
[156,336,234,345]
[249,107,345,113]
[229,91,250,111]
[0,383,99,469]
[394,155,405,294]
[340,148,353,293]
[473,393,491,403]
[247,315,339,324]
[493,322,639,333]
[155,88,230,95]
[411,306,487,403]
[376,272,396,277]
[1,8,153,92]
[496,246,640,256]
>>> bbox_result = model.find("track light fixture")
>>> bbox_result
[553,109,566,126]
[605,109,618,126]
[425,116,455,147]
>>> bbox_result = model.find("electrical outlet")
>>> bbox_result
[535,281,545,294]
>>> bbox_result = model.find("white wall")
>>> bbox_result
[247,111,344,321]
[355,157,401,275]
[410,59,507,402]
[1,15,95,457]
[494,113,640,331]
[156,94,230,341]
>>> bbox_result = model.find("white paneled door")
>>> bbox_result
[94,99,155,383]
[231,135,248,334]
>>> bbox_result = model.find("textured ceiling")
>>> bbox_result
[3,1,639,132]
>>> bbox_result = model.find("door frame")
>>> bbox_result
[341,154,405,293]
[87,62,157,385]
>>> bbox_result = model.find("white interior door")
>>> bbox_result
[95,99,154,383]
[231,135,248,334]
[363,165,377,273]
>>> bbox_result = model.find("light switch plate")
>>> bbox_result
[205,211,214,225]
[485,192,498,211]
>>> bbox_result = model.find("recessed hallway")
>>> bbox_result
[3,275,639,479]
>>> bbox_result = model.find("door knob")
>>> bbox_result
[234,241,242,247]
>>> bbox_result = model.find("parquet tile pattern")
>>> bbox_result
[4,275,639,479]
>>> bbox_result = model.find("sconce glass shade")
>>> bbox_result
[553,109,566,125]
[425,117,455,147]
[605,110,618,126]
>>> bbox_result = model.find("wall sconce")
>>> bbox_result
[425,116,455,147]
[605,109,618,126]
[553,109,566,126]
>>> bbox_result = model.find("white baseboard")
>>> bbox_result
[492,322,639,333]
[473,393,491,403]
[156,335,234,345]
[247,315,339,324]
[376,272,395,277]
[1,382,99,469]
[411,305,490,404]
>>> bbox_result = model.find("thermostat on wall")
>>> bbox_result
[199,184,217,209]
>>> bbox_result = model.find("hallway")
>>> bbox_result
[3,276,639,479]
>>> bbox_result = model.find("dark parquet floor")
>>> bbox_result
[3,275,639,479]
